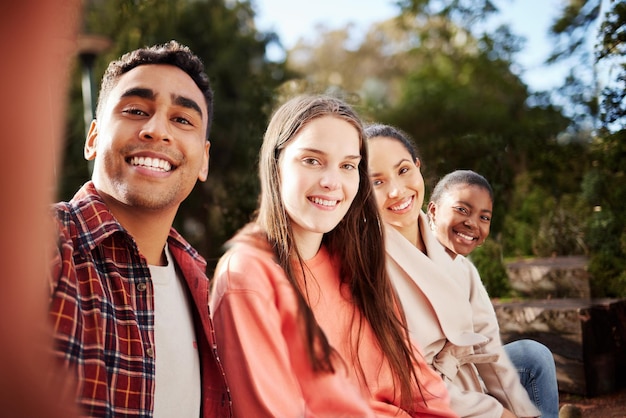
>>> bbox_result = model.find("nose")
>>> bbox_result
[319,168,340,191]
[139,113,171,142]
[387,179,402,199]
[464,217,477,228]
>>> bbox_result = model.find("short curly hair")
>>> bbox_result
[95,40,213,138]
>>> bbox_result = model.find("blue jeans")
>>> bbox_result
[504,339,559,418]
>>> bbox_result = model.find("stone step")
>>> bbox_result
[504,256,590,299]
[493,298,626,396]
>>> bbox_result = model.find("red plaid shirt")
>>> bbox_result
[49,182,231,417]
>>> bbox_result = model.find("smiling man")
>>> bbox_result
[48,41,231,417]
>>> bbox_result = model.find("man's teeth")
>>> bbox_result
[390,198,411,211]
[130,156,172,172]
[311,197,337,207]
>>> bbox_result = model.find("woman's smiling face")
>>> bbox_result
[368,136,424,234]
[278,115,361,258]
[428,184,493,257]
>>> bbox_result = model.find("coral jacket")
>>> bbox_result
[210,224,457,417]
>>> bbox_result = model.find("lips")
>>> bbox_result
[388,195,413,212]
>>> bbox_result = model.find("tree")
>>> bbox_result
[61,0,287,270]
[550,0,626,296]
[596,0,626,128]
[279,3,583,295]
[548,0,601,129]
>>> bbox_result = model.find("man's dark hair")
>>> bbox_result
[96,40,213,138]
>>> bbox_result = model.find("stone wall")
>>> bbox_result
[505,255,590,298]
[495,256,626,396]
[494,298,626,396]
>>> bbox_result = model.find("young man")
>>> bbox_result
[49,41,231,417]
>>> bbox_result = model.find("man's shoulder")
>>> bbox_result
[52,182,122,250]
[53,182,106,219]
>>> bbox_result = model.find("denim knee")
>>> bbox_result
[508,339,556,376]
[504,339,559,418]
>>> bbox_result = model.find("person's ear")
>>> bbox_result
[427,201,437,227]
[84,120,98,160]
[414,157,421,168]
[198,141,210,182]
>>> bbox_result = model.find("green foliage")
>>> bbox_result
[382,49,523,235]
[533,195,588,257]
[282,6,582,267]
[597,0,626,128]
[59,64,93,200]
[397,0,498,25]
[378,36,572,241]
[548,0,601,62]
[587,245,626,298]
[582,130,626,297]
[548,0,626,297]
[502,173,551,257]
[469,239,511,298]
[503,171,588,258]
[62,0,286,270]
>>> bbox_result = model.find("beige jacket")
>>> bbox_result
[385,212,540,418]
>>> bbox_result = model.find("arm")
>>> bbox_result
[463,258,540,418]
[0,1,81,416]
[210,248,374,417]
[408,342,462,418]
[442,376,503,418]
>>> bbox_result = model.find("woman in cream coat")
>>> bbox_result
[366,124,541,418]
[427,169,559,418]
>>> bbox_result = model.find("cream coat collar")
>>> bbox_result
[384,211,488,347]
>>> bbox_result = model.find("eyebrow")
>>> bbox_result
[300,147,361,161]
[369,157,411,177]
[172,94,203,119]
[455,200,493,215]
[119,87,203,119]
[121,87,154,100]
[345,154,362,161]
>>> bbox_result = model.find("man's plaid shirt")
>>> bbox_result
[49,182,231,417]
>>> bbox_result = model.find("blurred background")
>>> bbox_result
[61,0,625,298]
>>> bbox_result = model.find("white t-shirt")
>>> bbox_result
[149,245,201,418]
